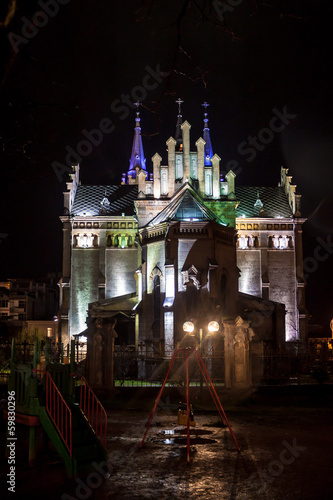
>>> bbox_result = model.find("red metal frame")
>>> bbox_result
[185,348,190,463]
[139,347,240,462]
[194,349,240,451]
[45,371,72,458]
[72,375,107,450]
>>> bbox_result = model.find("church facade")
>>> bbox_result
[58,101,307,387]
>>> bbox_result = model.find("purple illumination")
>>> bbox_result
[127,102,147,180]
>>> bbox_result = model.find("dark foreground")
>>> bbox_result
[1,386,333,500]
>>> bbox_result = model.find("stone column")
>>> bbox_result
[223,320,235,388]
[226,170,236,198]
[86,316,118,396]
[196,138,205,195]
[138,169,147,196]
[211,154,221,199]
[181,121,191,180]
[223,318,254,388]
[152,153,162,199]
[166,137,176,196]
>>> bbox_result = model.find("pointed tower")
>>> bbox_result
[202,102,213,165]
[127,102,147,180]
[175,97,184,151]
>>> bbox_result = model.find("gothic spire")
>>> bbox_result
[128,102,146,179]
[202,102,213,165]
[175,97,183,151]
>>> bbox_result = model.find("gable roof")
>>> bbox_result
[235,186,293,218]
[147,182,227,227]
[71,185,138,216]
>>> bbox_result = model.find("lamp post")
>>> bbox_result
[182,321,220,395]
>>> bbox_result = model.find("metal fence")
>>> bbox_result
[114,349,226,387]
[252,353,333,385]
[1,340,333,387]
[0,340,87,367]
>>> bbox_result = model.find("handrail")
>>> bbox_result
[45,371,72,458]
[72,375,107,450]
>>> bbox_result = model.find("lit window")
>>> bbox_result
[239,235,248,249]
[273,236,280,249]
[279,236,287,249]
[47,328,52,337]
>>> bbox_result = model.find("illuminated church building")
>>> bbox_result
[59,101,306,386]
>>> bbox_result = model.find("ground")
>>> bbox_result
[1,386,332,499]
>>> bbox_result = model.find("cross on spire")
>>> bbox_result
[127,102,146,179]
[202,102,210,121]
[201,102,213,164]
[175,97,184,115]
[134,101,141,117]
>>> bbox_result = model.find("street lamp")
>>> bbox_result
[183,321,195,334]
[208,321,219,334]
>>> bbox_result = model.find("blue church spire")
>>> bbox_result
[175,97,183,151]
[128,102,146,179]
[202,102,213,165]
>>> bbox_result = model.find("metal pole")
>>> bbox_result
[199,328,203,397]
[140,349,181,449]
[11,338,15,364]
[33,338,38,372]
[193,350,225,425]
[194,348,240,452]
[186,348,190,464]
[70,339,75,373]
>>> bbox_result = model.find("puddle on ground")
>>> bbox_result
[161,429,217,445]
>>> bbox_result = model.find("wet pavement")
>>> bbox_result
[1,390,333,499]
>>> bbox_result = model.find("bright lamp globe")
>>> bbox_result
[183,321,195,333]
[208,321,219,333]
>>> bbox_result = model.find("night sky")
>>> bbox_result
[1,0,333,329]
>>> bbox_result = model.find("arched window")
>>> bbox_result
[239,235,248,249]
[273,235,280,249]
[153,275,161,321]
[279,236,287,249]
[152,275,161,340]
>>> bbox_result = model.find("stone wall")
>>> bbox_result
[70,248,99,335]
[237,250,261,297]
[268,250,297,341]
[105,248,138,298]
